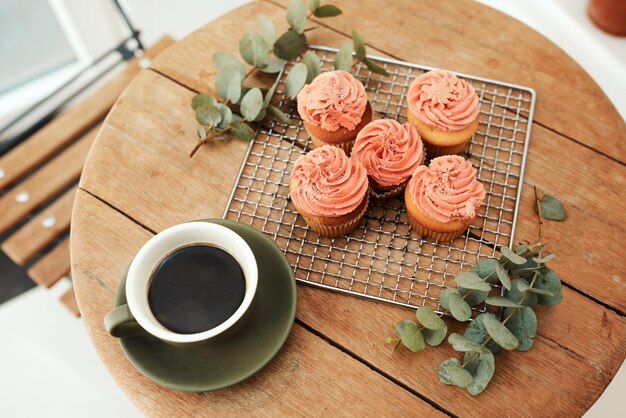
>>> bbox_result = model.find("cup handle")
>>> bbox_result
[104,304,143,338]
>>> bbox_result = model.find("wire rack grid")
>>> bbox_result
[223,46,536,311]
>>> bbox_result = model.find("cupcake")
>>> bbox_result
[406,70,480,157]
[351,119,425,200]
[297,70,372,153]
[405,155,486,242]
[290,145,369,237]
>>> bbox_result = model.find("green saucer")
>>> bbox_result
[113,219,297,392]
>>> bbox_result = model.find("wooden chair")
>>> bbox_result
[0,37,174,316]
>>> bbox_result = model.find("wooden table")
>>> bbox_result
[70,1,626,416]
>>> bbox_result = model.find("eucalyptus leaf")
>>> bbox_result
[229,120,255,141]
[239,32,270,68]
[215,65,242,103]
[533,254,556,264]
[416,306,445,330]
[455,272,492,292]
[363,57,389,76]
[308,0,320,12]
[485,296,523,308]
[535,268,563,306]
[464,313,501,353]
[438,287,455,311]
[191,93,216,110]
[449,290,472,322]
[448,333,489,353]
[287,0,307,34]
[438,358,473,388]
[240,88,263,121]
[459,287,489,307]
[494,262,512,291]
[500,246,527,265]
[482,313,519,350]
[472,258,498,283]
[505,278,538,308]
[509,254,539,280]
[260,59,286,74]
[516,280,553,297]
[285,62,308,99]
[215,103,232,129]
[534,194,567,221]
[236,86,251,105]
[197,126,206,139]
[303,50,321,83]
[264,79,279,107]
[394,319,425,352]
[464,352,495,396]
[257,14,276,46]
[352,30,366,60]
[269,105,295,125]
[274,30,307,60]
[423,325,448,347]
[195,105,221,127]
[504,306,537,351]
[251,109,266,122]
[334,41,353,71]
[313,4,343,17]
[213,52,245,78]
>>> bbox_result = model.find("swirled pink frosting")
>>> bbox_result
[290,145,368,217]
[297,70,368,132]
[351,119,425,187]
[407,70,479,132]
[407,155,486,223]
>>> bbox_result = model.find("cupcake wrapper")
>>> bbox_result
[407,211,466,242]
[424,142,469,158]
[303,194,370,237]
[309,133,355,155]
[371,182,407,200]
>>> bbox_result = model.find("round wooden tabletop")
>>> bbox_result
[70,0,626,416]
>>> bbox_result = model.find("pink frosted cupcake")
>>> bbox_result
[289,145,369,237]
[405,155,486,242]
[297,70,372,153]
[351,119,426,200]
[407,70,480,157]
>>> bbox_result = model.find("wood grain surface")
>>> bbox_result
[70,1,626,416]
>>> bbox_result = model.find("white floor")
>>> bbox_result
[0,1,623,417]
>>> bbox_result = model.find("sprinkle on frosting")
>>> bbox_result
[407,70,479,132]
[351,119,425,188]
[290,145,368,217]
[297,70,368,132]
[407,155,486,223]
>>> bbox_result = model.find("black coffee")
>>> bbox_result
[148,244,246,334]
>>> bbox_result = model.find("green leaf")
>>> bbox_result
[240,88,264,121]
[214,103,232,130]
[236,86,251,106]
[215,65,242,103]
[287,0,307,34]
[191,93,216,110]
[197,126,206,139]
[334,41,353,71]
[464,313,501,353]
[485,296,523,308]
[448,333,489,353]
[264,79,279,107]
[259,59,286,74]
[285,62,308,99]
[482,313,519,350]
[455,272,492,292]
[303,50,321,83]
[308,0,320,12]
[394,319,425,352]
[352,30,366,60]
[195,105,221,127]
[416,306,445,330]
[500,246,527,265]
[313,4,342,17]
[363,57,389,76]
[458,287,489,307]
[516,280,553,296]
[472,259,498,283]
[504,307,537,351]
[494,262,512,291]
[257,14,276,46]
[464,352,495,396]
[274,30,307,60]
[532,254,556,264]
[213,52,245,78]
[423,325,448,347]
[239,32,270,68]
[229,120,255,141]
[268,105,295,125]
[505,278,538,308]
[438,358,473,388]
[535,194,567,221]
[535,268,563,306]
[449,290,472,322]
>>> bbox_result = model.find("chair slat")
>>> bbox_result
[60,287,80,317]
[27,237,70,288]
[0,125,98,235]
[2,187,76,264]
[0,36,175,190]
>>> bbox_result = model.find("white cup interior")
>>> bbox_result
[125,222,257,344]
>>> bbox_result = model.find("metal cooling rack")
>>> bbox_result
[223,46,536,311]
